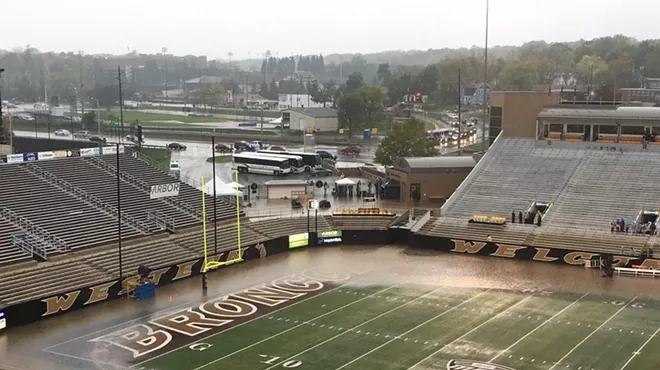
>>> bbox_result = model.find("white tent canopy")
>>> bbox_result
[198,176,243,197]
[335,178,356,186]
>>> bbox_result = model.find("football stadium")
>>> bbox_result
[2,92,660,370]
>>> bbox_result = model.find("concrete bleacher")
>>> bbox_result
[97,154,237,221]
[0,163,141,249]
[249,216,332,239]
[330,215,396,230]
[32,157,200,231]
[442,138,584,218]
[429,137,660,255]
[0,222,32,265]
[0,260,111,306]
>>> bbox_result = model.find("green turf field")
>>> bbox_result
[139,284,660,370]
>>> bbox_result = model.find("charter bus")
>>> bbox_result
[232,152,291,176]
[257,153,305,173]
[258,150,321,171]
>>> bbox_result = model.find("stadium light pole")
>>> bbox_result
[0,68,4,143]
[116,142,123,286]
[118,67,124,141]
[211,136,218,256]
[481,0,489,152]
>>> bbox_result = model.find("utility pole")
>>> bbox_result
[0,68,5,144]
[481,0,489,152]
[165,61,169,99]
[118,67,124,141]
[588,64,594,103]
[245,75,249,108]
[307,76,311,108]
[79,52,85,118]
[458,68,462,152]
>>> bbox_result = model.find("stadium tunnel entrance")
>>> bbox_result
[634,210,660,235]
[523,201,552,225]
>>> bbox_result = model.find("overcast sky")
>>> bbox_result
[2,0,659,59]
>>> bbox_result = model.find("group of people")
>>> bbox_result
[511,210,544,226]
[611,218,658,235]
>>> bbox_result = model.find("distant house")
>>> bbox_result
[284,108,338,132]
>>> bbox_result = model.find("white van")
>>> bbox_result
[169,161,181,179]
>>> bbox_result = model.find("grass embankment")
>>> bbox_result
[100,111,234,125]
[140,147,172,169]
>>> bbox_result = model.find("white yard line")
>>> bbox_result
[619,326,660,370]
[262,287,464,370]
[406,294,533,370]
[191,284,399,370]
[488,292,590,363]
[134,276,371,368]
[548,296,637,370]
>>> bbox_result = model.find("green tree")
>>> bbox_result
[377,63,392,86]
[346,72,365,93]
[337,92,365,139]
[576,55,609,83]
[375,118,437,165]
[355,86,385,127]
[81,111,97,130]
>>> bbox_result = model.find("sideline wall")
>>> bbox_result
[411,234,660,268]
[2,237,288,329]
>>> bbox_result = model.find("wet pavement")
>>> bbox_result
[1,245,657,370]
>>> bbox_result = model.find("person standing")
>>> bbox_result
[511,210,516,223]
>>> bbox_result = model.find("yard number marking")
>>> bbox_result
[259,354,302,368]
[189,343,213,351]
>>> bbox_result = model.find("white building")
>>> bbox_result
[284,108,338,132]
[278,93,324,109]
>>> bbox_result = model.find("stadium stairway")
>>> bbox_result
[97,153,238,222]
[0,163,141,250]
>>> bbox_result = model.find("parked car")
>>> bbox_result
[125,135,142,143]
[234,141,255,152]
[340,146,361,155]
[319,199,331,209]
[316,150,337,160]
[73,131,91,139]
[311,168,333,177]
[168,142,187,151]
[215,143,233,153]
[268,145,287,152]
[54,129,70,136]
[291,198,303,209]
[89,135,107,144]
[251,141,265,150]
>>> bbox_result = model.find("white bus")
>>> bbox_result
[258,150,321,171]
[257,153,305,173]
[233,153,291,176]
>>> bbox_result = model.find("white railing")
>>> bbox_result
[86,156,204,221]
[615,267,660,278]
[23,163,151,235]
[12,234,47,259]
[1,206,67,252]
[410,211,432,233]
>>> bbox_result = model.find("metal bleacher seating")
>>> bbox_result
[0,222,32,265]
[0,163,140,250]
[249,216,333,239]
[96,153,237,222]
[424,137,660,255]
[32,157,201,232]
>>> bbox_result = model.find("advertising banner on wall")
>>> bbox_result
[53,150,68,158]
[6,154,23,163]
[318,230,343,245]
[23,152,38,161]
[80,148,99,157]
[38,151,55,160]
[289,232,309,249]
[0,310,6,330]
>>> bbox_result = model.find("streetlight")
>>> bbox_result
[0,68,5,143]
